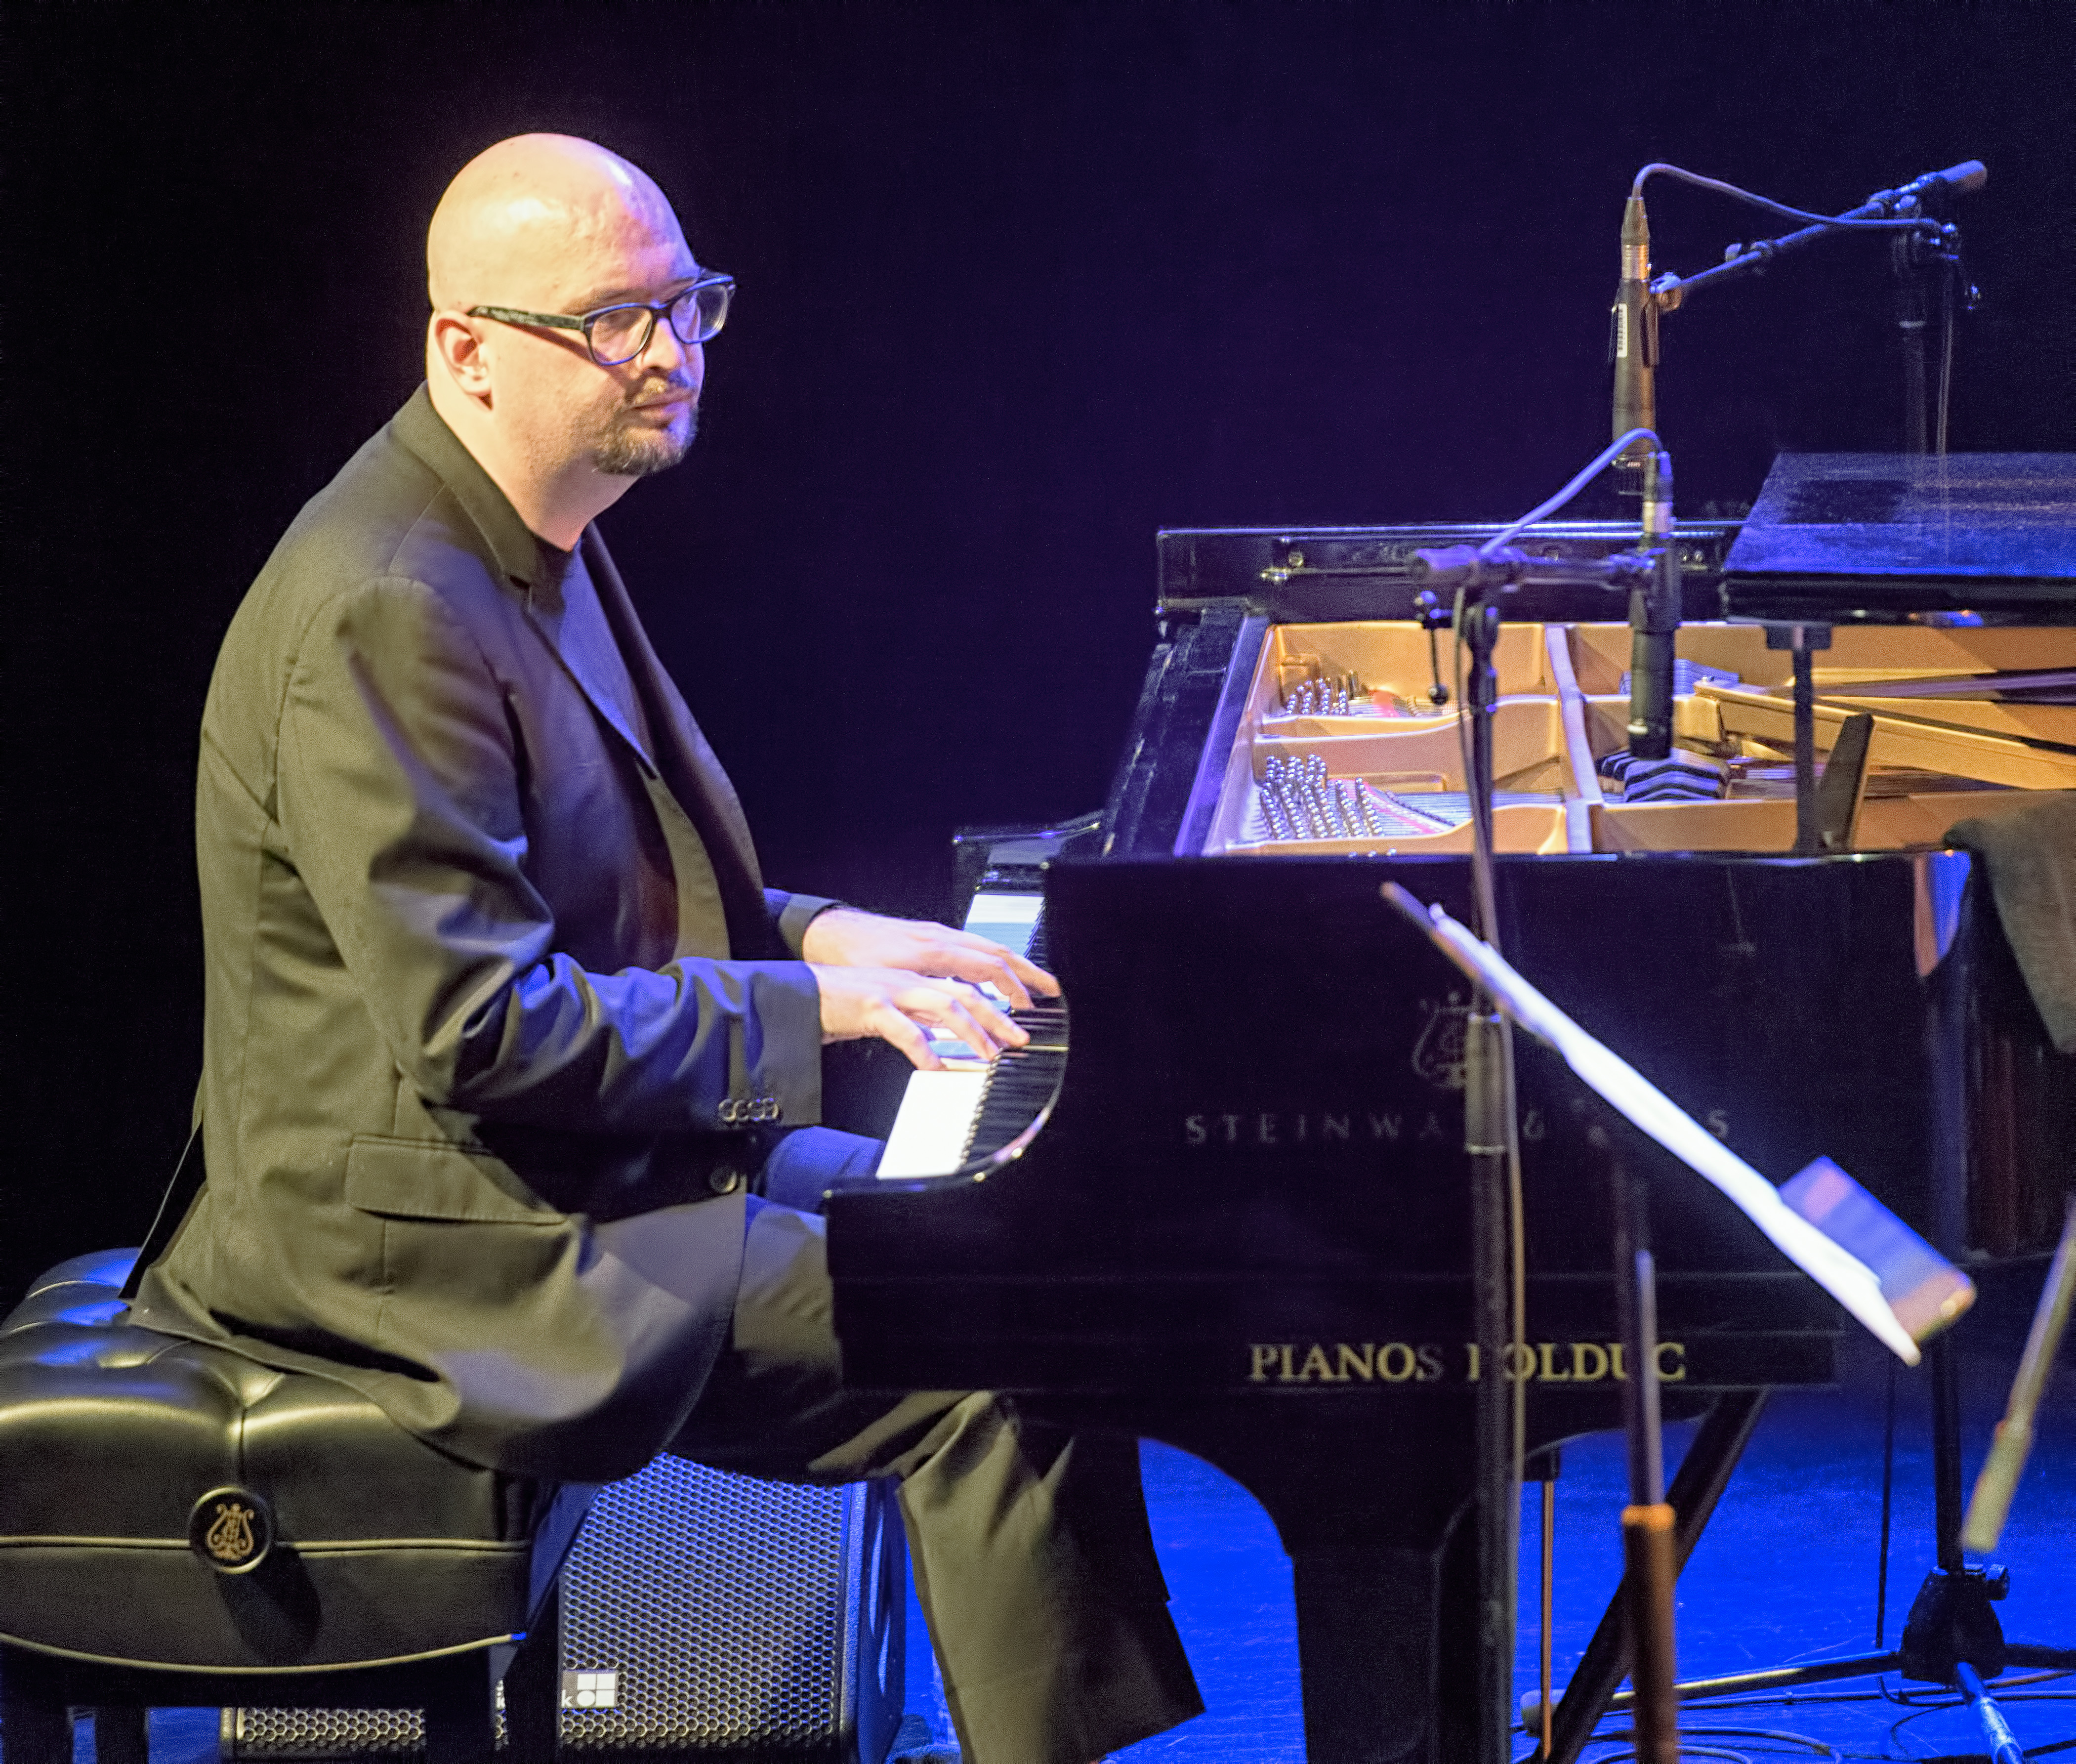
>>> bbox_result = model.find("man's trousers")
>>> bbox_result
[664,1130,1205,1764]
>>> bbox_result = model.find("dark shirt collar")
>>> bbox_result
[391,384,577,600]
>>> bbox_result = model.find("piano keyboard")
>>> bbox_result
[876,890,1066,1178]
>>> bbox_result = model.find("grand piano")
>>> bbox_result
[826,454,2076,1764]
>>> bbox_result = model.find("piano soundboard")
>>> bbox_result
[1197,616,2073,858]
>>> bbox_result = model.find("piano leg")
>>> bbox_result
[1123,1404,1477,1764]
[1290,1540,1451,1764]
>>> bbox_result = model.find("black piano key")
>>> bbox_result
[961,905,1068,1162]
[962,1044,1067,1162]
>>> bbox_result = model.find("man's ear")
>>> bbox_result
[429,311,493,399]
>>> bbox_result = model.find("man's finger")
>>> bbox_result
[934,982,1029,1050]
[919,993,1009,1062]
[872,1002,945,1071]
[933,945,1037,1010]
[954,931,1059,1000]
[935,933,1058,1007]
[1002,948,1060,998]
[899,986,1014,1063]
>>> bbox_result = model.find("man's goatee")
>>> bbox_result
[593,411,699,478]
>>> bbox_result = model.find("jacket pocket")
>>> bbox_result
[343,1134,564,1224]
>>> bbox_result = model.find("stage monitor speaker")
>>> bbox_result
[227,1455,908,1763]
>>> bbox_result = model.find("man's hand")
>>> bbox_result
[800,907,1060,1070]
[808,965,1027,1070]
[799,908,1059,1010]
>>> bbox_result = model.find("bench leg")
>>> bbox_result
[422,1654,494,1764]
[0,1679,72,1764]
[502,1584,560,1764]
[91,1709,148,1764]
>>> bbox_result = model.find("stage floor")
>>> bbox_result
[78,1266,2076,1764]
[903,1264,2076,1764]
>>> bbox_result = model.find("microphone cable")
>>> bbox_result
[1629,163,1946,232]
[1480,425,1663,559]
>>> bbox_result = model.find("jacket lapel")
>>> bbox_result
[579,529,778,960]
[525,593,657,771]
[390,389,773,961]
[581,532,762,869]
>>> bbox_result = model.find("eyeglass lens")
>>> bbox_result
[587,283,733,366]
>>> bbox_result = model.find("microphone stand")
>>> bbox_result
[1631,171,2060,1734]
[1636,171,1971,320]
[1612,162,1980,831]
[1413,526,1656,1764]
[1436,578,1525,1764]
[1589,1107,1680,1764]
[1458,581,1681,1764]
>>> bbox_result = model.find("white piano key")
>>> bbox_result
[877,1069,990,1178]
[960,889,1045,1008]
[963,889,1043,956]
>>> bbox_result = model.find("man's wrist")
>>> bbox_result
[775,891,846,958]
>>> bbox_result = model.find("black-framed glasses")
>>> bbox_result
[469,273,735,367]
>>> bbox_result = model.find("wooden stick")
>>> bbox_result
[1962,1197,2076,1553]
[1622,1502,1680,1764]
[1541,1478,1556,1763]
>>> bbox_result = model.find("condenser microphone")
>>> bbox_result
[1895,159,1988,205]
[1610,193,1657,487]
[1626,449,1679,761]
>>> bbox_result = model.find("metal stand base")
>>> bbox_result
[1549,1633,2073,1720]
[1526,1387,2074,1764]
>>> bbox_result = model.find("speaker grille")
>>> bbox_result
[560,1459,856,1750]
[230,1708,424,1755]
[231,1457,886,1759]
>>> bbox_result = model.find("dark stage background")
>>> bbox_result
[6,0,2073,1297]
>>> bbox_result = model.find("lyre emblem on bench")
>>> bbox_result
[189,1485,274,1573]
[207,1502,255,1562]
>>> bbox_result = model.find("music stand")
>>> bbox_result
[1380,884,1972,1764]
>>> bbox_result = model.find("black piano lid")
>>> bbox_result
[1721,452,2076,624]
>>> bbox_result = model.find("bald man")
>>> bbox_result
[131,136,1202,1763]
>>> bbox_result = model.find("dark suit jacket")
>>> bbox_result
[133,388,834,1480]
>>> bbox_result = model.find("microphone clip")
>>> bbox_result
[1411,545,1656,598]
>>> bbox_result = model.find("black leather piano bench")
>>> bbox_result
[0,1250,592,1764]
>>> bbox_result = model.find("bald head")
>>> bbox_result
[428,134,687,314]
[423,134,708,547]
